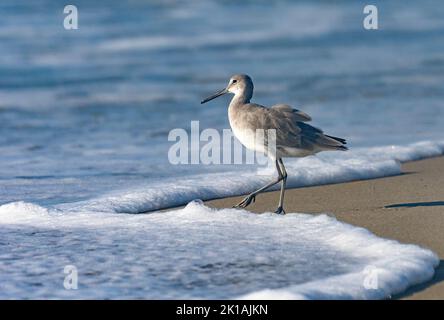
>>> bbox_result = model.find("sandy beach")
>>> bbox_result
[2,0,444,301]
[207,156,444,299]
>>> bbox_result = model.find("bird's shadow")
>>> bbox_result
[385,201,444,208]
[394,260,444,299]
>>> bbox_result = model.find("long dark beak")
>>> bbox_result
[201,88,227,104]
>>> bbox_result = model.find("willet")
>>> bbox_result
[201,74,347,214]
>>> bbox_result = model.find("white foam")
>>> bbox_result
[0,201,50,223]
[0,201,438,299]
[57,141,444,214]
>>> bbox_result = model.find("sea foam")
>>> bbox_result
[57,140,444,214]
[0,201,438,299]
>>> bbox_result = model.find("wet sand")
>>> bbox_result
[206,156,444,299]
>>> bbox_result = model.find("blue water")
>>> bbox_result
[0,0,443,300]
[1,0,444,206]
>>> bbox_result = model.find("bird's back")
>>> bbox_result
[228,102,347,158]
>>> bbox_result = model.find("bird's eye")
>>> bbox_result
[232,80,237,84]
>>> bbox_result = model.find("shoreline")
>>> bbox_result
[206,156,444,299]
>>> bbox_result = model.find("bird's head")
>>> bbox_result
[201,74,253,104]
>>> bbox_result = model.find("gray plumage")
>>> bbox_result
[201,74,347,214]
[230,101,347,157]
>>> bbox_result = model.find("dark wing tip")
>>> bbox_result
[325,135,347,145]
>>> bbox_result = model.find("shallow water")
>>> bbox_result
[0,201,438,299]
[0,0,443,299]
[1,0,444,206]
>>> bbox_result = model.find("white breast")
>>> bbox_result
[228,113,267,154]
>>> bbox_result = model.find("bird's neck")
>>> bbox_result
[228,91,251,126]
[229,90,251,107]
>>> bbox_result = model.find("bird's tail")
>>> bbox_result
[332,145,348,151]
[325,134,347,145]
[319,134,348,151]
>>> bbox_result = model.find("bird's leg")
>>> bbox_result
[275,158,287,215]
[234,160,283,209]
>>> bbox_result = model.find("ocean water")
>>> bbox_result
[0,200,439,299]
[0,0,443,299]
[1,0,444,206]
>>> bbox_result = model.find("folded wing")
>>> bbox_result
[266,104,347,152]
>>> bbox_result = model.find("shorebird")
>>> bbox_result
[201,74,347,214]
